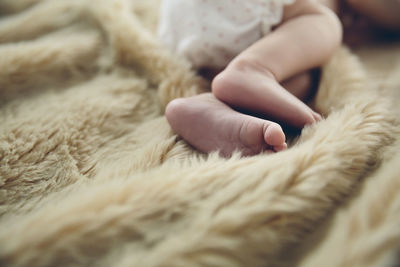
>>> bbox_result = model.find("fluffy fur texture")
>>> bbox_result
[0,1,399,266]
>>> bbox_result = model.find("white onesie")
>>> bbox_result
[158,0,295,69]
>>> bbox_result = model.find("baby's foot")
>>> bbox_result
[165,93,287,157]
[212,61,322,129]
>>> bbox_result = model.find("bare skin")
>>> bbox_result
[166,0,400,157]
[166,93,287,157]
[344,0,400,30]
[165,0,341,157]
[319,0,400,46]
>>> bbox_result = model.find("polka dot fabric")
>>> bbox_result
[158,0,295,69]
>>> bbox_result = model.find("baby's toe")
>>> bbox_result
[263,122,286,147]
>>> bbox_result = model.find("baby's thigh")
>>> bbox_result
[346,0,400,29]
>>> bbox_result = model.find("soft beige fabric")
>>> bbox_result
[0,1,400,266]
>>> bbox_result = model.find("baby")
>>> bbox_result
[157,0,394,157]
[337,0,400,47]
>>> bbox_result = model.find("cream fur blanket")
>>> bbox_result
[1,1,400,266]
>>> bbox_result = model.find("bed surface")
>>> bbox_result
[1,1,400,266]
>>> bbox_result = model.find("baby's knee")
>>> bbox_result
[345,0,361,7]
[346,0,400,29]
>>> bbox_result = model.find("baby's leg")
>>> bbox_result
[165,93,286,157]
[346,0,400,30]
[212,0,342,129]
[164,72,314,157]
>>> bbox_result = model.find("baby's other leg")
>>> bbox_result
[346,0,400,30]
[165,93,287,157]
[212,0,341,129]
